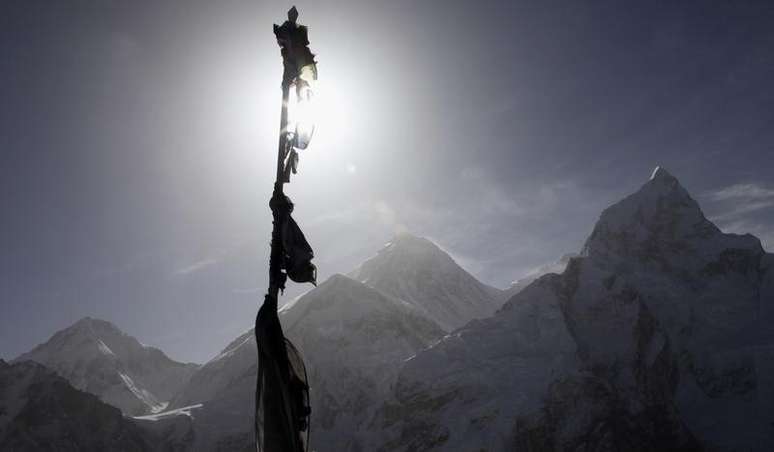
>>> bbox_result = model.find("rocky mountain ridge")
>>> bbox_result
[383,167,774,451]
[0,359,157,450]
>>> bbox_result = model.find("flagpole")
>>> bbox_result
[268,82,290,301]
[256,7,316,452]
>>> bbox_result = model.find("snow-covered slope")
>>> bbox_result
[0,359,155,450]
[281,274,445,451]
[385,167,774,451]
[166,327,259,450]
[15,317,199,416]
[350,233,503,331]
[383,273,583,451]
[172,274,445,451]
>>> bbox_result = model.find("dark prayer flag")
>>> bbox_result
[255,296,310,452]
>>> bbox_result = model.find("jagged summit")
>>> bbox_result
[350,232,503,331]
[649,165,677,183]
[594,166,702,231]
[581,167,762,264]
[365,232,458,270]
[23,317,175,365]
[387,167,774,452]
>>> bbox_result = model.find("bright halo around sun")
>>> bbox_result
[305,75,356,150]
[282,68,364,180]
[205,45,369,182]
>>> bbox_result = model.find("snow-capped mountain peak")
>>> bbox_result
[649,165,676,182]
[169,273,446,450]
[385,167,774,451]
[15,317,198,416]
[350,232,503,331]
[582,166,763,270]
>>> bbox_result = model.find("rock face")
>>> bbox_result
[15,317,199,416]
[0,359,155,451]
[350,233,504,331]
[171,274,445,451]
[386,167,774,451]
[383,273,582,451]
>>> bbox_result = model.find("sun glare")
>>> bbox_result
[307,77,356,147]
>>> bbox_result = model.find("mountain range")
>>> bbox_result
[4,167,773,451]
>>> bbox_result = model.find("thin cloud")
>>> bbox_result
[704,182,774,251]
[707,183,774,202]
[704,182,774,220]
[710,200,774,222]
[174,258,220,276]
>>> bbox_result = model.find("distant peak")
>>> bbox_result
[73,316,115,328]
[64,317,127,339]
[387,232,444,252]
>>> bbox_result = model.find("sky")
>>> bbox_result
[2,0,773,363]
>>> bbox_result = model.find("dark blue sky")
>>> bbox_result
[2,0,773,363]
